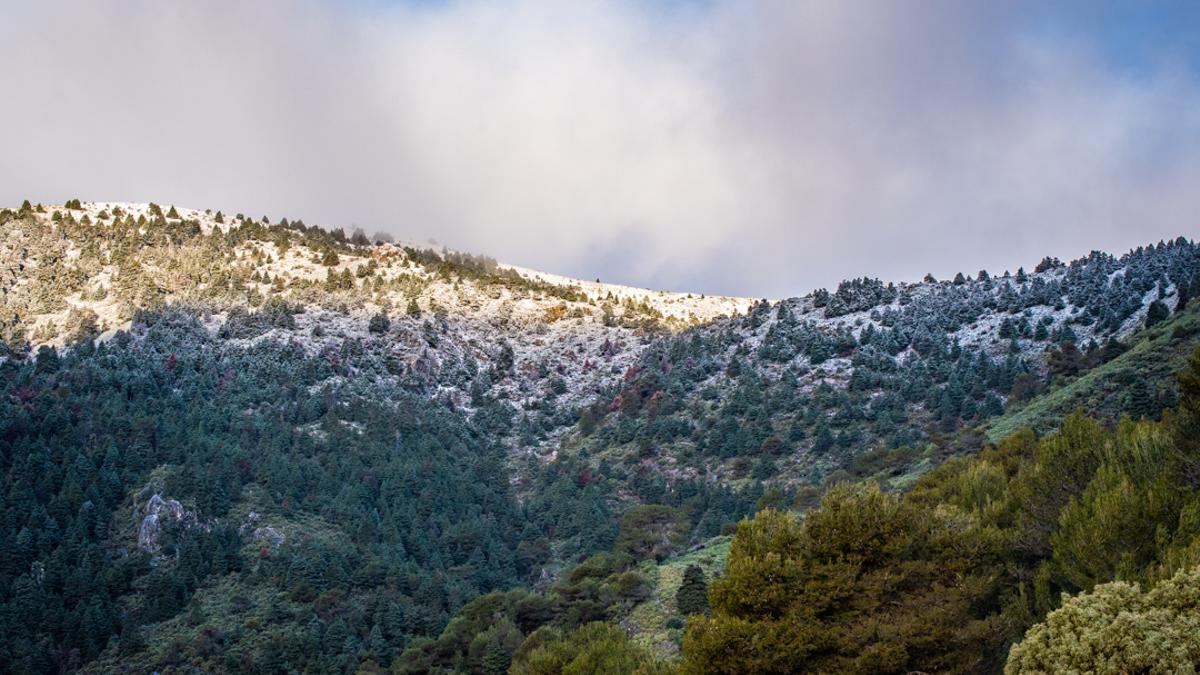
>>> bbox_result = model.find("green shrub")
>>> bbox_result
[615,505,687,561]
[511,622,667,675]
[683,486,1010,674]
[1006,565,1200,673]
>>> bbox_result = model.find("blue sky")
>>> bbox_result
[1030,1,1200,76]
[383,0,1200,75]
[1,1,1197,297]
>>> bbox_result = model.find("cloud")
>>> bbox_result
[0,0,1197,297]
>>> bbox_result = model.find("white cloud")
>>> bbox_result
[1,0,1197,296]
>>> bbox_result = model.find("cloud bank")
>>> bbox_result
[1,1,1197,297]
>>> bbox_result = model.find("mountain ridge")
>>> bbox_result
[2,198,1199,673]
[3,200,1197,482]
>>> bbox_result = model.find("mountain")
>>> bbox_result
[1,199,1198,673]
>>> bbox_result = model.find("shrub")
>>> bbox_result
[511,622,667,675]
[1006,565,1200,673]
[615,505,687,561]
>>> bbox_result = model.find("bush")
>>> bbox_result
[511,622,667,675]
[1006,565,1200,673]
[615,506,687,561]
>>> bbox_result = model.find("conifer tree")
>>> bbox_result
[675,564,710,616]
[1145,299,1169,328]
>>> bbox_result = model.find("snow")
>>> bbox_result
[5,200,1191,468]
[503,263,759,323]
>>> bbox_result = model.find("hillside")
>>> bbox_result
[563,236,1200,494]
[1,199,1198,673]
[981,298,1200,441]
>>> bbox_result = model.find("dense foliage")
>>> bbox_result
[679,347,1200,674]
[0,310,528,672]
[580,238,1200,487]
[1005,565,1200,673]
[0,303,762,673]
[681,488,1010,673]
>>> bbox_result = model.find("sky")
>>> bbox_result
[1,1,1198,298]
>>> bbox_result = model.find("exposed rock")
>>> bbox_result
[252,526,285,548]
[136,493,193,553]
[239,512,285,548]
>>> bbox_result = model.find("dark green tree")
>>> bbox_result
[1145,299,1169,328]
[675,564,710,616]
[368,312,390,335]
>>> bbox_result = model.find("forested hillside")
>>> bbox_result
[680,346,1200,673]
[573,243,1198,490]
[1,200,1198,673]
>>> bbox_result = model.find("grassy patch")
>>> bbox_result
[983,304,1200,442]
[621,536,731,659]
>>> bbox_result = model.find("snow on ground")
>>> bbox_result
[504,264,760,323]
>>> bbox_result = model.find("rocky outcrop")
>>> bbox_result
[136,493,194,553]
[252,526,285,547]
[239,511,285,548]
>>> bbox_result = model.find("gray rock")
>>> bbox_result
[252,526,285,548]
[136,493,189,553]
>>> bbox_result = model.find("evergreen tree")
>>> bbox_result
[1145,299,1169,328]
[1126,379,1157,420]
[811,422,834,455]
[675,565,710,616]
[368,312,390,335]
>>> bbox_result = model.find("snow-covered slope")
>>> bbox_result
[0,201,756,454]
[2,200,1196,483]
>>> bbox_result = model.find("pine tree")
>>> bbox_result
[1126,379,1156,420]
[368,313,390,335]
[812,422,834,454]
[1145,299,1169,328]
[999,318,1016,339]
[676,564,710,616]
